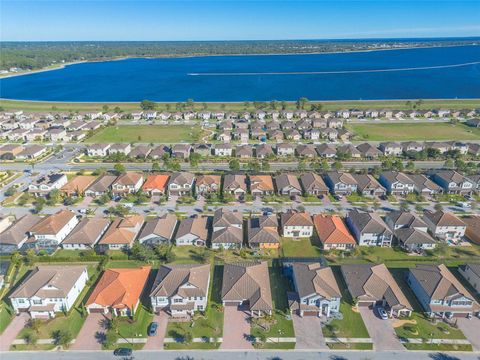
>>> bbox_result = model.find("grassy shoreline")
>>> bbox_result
[1,98,480,113]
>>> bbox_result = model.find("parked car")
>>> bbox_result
[148,321,158,336]
[445,312,454,319]
[113,348,132,357]
[376,306,388,320]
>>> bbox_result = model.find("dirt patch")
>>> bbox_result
[392,318,417,328]
[352,305,359,313]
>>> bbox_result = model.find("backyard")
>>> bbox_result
[280,237,322,257]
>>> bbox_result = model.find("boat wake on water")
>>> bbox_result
[187,61,480,76]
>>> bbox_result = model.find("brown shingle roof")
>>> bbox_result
[291,263,341,300]
[150,264,210,298]
[30,210,76,235]
[62,217,110,246]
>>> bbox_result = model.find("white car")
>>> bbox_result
[376,306,389,320]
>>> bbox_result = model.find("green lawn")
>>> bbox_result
[164,342,219,350]
[403,343,472,351]
[170,246,212,264]
[327,342,373,350]
[0,302,14,334]
[280,237,322,257]
[85,125,204,143]
[395,313,466,340]
[347,123,480,141]
[116,304,153,339]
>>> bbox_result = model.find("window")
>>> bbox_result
[33,300,42,305]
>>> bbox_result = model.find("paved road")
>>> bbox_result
[292,314,327,349]
[1,349,479,360]
[358,307,404,351]
[0,313,29,351]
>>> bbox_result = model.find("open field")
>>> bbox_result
[1,98,480,112]
[348,122,480,141]
[85,125,204,144]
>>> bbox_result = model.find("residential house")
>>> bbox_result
[214,143,233,157]
[16,145,48,160]
[423,210,466,243]
[149,264,210,317]
[276,143,296,157]
[175,216,209,246]
[60,175,97,197]
[195,174,221,195]
[86,143,110,157]
[212,208,243,232]
[10,265,88,319]
[337,144,361,158]
[223,174,247,199]
[221,261,273,316]
[112,172,144,196]
[247,215,279,250]
[249,175,274,197]
[275,173,302,197]
[287,262,341,317]
[463,216,480,244]
[28,173,68,197]
[84,174,117,197]
[402,141,425,153]
[235,144,253,158]
[280,211,314,238]
[296,144,317,158]
[171,144,191,159]
[356,143,382,159]
[379,171,415,195]
[300,172,329,197]
[61,217,111,250]
[129,145,152,159]
[314,214,356,250]
[341,264,413,317]
[395,228,437,252]
[379,142,403,156]
[407,264,479,318]
[108,143,131,156]
[385,211,428,232]
[255,144,274,158]
[458,264,480,294]
[97,215,144,251]
[432,170,475,195]
[29,210,79,250]
[150,145,170,159]
[353,174,386,197]
[0,214,40,254]
[168,172,195,197]
[346,210,393,246]
[316,143,337,158]
[409,174,443,196]
[85,266,151,316]
[211,226,243,250]
[324,171,358,196]
[137,214,178,246]
[142,174,170,196]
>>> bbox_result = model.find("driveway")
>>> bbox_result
[456,317,480,351]
[71,313,108,350]
[220,306,252,349]
[0,313,29,351]
[292,314,327,349]
[358,307,404,351]
[143,312,168,350]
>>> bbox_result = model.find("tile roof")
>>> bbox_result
[249,175,274,192]
[213,208,243,228]
[62,217,111,245]
[30,210,76,235]
[348,210,392,235]
[313,215,356,246]
[211,226,243,245]
[0,214,40,246]
[138,214,177,241]
[142,174,170,192]
[60,175,97,194]
[150,264,210,298]
[281,211,313,227]
[291,263,341,299]
[423,211,465,227]
[176,217,209,241]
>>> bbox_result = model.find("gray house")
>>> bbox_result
[346,210,393,247]
[137,214,178,246]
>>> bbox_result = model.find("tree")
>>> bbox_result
[140,99,156,110]
[406,161,415,171]
[434,203,443,211]
[113,163,125,175]
[47,189,61,205]
[228,158,240,171]
[331,161,343,170]
[52,329,73,348]
[33,197,45,214]
[151,162,161,172]
[261,160,270,172]
[296,97,309,110]
[4,187,15,197]
[104,331,118,348]
[23,331,38,345]
[189,153,201,168]
[27,318,42,334]
[102,105,109,112]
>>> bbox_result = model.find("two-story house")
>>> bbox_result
[280,211,314,238]
[175,216,209,247]
[431,170,475,195]
[137,214,178,246]
[111,172,144,196]
[29,210,79,251]
[274,173,302,197]
[97,215,144,251]
[379,171,415,196]
[28,173,68,197]
[423,210,466,243]
[247,215,280,250]
[168,172,195,197]
[324,172,358,196]
[223,174,247,200]
[346,210,392,247]
[195,175,221,195]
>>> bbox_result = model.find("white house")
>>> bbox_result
[423,211,466,244]
[29,210,79,250]
[280,211,314,238]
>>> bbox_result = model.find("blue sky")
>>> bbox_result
[2,1,480,41]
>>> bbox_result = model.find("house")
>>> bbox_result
[255,144,274,158]
[193,144,211,157]
[353,174,386,197]
[28,173,68,197]
[211,226,243,250]
[432,170,474,195]
[0,214,40,254]
[313,215,356,250]
[150,264,210,317]
[379,142,403,156]
[84,174,117,197]
[324,171,358,195]
[46,128,67,142]
[300,172,329,197]
[426,142,451,154]
[215,142,233,155]
[16,145,48,160]
[402,141,425,153]
[175,216,209,246]
[379,171,415,195]
[195,174,221,195]
[356,143,382,159]
[296,144,317,158]
[212,208,243,232]
[463,216,480,244]
[142,174,170,196]
[280,211,314,238]
[328,118,344,128]
[129,145,152,159]
[61,217,111,250]
[267,129,284,142]
[385,211,428,232]
[316,143,337,158]
[10,265,88,318]
[235,144,253,158]
[423,210,466,243]
[232,129,249,143]
[247,215,279,249]
[407,264,479,318]
[217,132,231,143]
[168,172,195,197]
[395,228,436,252]
[171,144,191,159]
[337,144,361,158]
[285,129,301,141]
[319,128,338,141]
[60,175,97,197]
[223,174,247,199]
[466,118,480,128]
[150,145,170,159]
[112,172,144,195]
[249,175,274,197]
[0,216,13,234]
[286,262,341,317]
[275,174,302,197]
[137,214,178,246]
[276,143,296,157]
[29,210,79,250]
[24,129,47,142]
[108,143,131,156]
[85,266,151,316]
[87,143,111,157]
[0,144,23,158]
[341,264,413,317]
[303,128,320,141]
[409,174,443,196]
[221,261,273,316]
[97,215,145,251]
[346,210,393,247]
[458,264,480,294]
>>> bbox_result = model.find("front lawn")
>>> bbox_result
[280,237,322,257]
[403,343,472,351]
[0,302,14,334]
[394,312,466,340]
[117,304,154,339]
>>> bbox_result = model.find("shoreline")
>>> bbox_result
[1,43,477,80]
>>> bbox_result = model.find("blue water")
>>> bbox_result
[1,45,480,101]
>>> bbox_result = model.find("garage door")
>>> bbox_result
[358,301,373,307]
[224,302,241,307]
[452,312,470,318]
[88,308,105,313]
[302,311,319,316]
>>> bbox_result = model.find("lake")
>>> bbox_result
[1,45,479,102]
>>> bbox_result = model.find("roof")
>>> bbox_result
[150,264,210,298]
[326,171,357,185]
[249,175,274,192]
[353,174,385,192]
[348,210,392,236]
[313,215,356,246]
[213,208,243,228]
[380,171,414,185]
[10,265,87,299]
[465,264,480,278]
[275,174,301,191]
[341,264,412,310]
[211,226,243,244]
[142,174,170,191]
[0,214,40,246]
[86,266,151,309]
[463,216,480,243]
[169,172,195,186]
[114,172,143,186]
[291,263,341,300]
[196,174,221,187]
[61,176,97,194]
[409,174,442,192]
[280,211,313,227]
[300,173,328,192]
[423,210,465,227]
[86,174,117,193]
[176,217,209,241]
[139,214,177,241]
[409,264,476,302]
[221,261,273,311]
[434,170,469,184]
[386,211,428,229]
[30,210,76,235]
[395,228,436,246]
[223,174,247,191]
[62,217,111,245]
[98,215,144,245]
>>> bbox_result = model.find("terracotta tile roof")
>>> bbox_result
[142,174,170,192]
[98,215,144,245]
[249,175,274,192]
[30,210,76,235]
[313,215,356,246]
[86,266,151,309]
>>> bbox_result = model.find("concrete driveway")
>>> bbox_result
[456,317,480,351]
[144,312,168,350]
[220,306,252,349]
[71,313,108,350]
[292,314,327,349]
[358,307,404,351]
[0,313,29,351]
